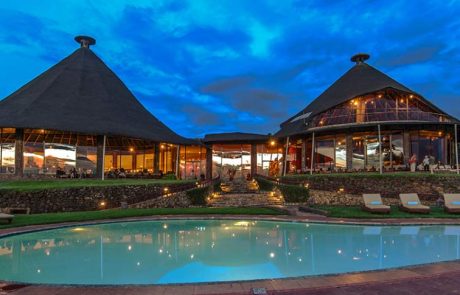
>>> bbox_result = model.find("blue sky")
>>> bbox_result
[1,0,460,138]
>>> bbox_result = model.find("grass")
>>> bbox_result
[0,207,286,229]
[316,205,460,219]
[283,172,460,180]
[0,179,194,192]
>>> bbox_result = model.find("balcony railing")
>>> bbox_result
[312,109,450,128]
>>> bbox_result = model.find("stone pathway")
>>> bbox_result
[209,178,284,207]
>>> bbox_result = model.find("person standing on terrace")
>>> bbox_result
[409,154,417,172]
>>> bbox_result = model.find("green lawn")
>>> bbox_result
[0,179,194,192]
[316,205,460,219]
[0,207,286,229]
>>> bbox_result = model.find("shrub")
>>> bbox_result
[256,177,275,191]
[186,186,210,205]
[162,173,177,180]
[255,176,309,203]
[278,183,309,203]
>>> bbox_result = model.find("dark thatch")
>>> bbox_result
[276,60,457,138]
[203,132,269,143]
[0,39,192,145]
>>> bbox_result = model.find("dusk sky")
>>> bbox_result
[1,0,459,138]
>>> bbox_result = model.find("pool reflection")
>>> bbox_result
[0,221,459,285]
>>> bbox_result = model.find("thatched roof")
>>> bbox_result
[0,36,192,145]
[276,54,456,137]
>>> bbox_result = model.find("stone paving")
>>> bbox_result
[2,214,460,294]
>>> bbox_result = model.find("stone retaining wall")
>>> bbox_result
[0,184,192,213]
[129,191,191,208]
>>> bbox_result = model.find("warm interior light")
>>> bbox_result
[353,101,358,106]
[129,147,134,152]
[400,99,404,103]
[270,140,276,146]
[160,145,165,149]
[409,94,414,98]
[377,94,383,98]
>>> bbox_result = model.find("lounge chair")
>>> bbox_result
[0,213,14,224]
[362,194,391,214]
[443,194,460,213]
[399,193,430,214]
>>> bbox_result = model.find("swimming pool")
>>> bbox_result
[0,220,459,285]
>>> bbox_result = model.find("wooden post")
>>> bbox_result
[378,124,383,174]
[14,128,24,177]
[403,130,411,166]
[346,133,353,171]
[282,137,289,176]
[310,133,315,175]
[455,124,459,174]
[175,145,180,179]
[154,143,160,173]
[96,135,106,180]
[301,138,306,172]
[250,143,257,178]
[206,146,212,180]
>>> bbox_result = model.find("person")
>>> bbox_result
[429,155,435,174]
[423,155,430,172]
[409,154,417,172]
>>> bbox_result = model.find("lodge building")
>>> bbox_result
[0,37,458,180]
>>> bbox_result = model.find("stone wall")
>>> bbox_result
[0,184,193,213]
[129,191,191,208]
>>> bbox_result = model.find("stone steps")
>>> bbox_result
[209,193,284,207]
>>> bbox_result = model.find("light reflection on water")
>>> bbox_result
[0,220,459,285]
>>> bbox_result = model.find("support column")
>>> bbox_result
[455,124,459,174]
[282,137,289,176]
[310,133,315,175]
[301,139,307,172]
[378,124,383,174]
[14,128,24,177]
[403,130,411,167]
[96,135,106,180]
[154,143,160,173]
[346,133,353,171]
[250,144,257,178]
[205,146,212,180]
[175,145,180,179]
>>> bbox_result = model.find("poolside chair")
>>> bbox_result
[362,194,391,214]
[443,194,460,213]
[0,213,14,224]
[399,193,430,214]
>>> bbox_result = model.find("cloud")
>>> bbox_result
[0,0,459,139]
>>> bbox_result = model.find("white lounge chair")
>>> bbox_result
[0,213,14,224]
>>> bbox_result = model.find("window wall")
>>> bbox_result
[410,131,447,166]
[180,145,206,180]
[310,90,451,128]
[256,143,283,176]
[212,144,252,179]
[0,128,16,174]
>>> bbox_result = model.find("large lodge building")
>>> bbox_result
[0,37,458,180]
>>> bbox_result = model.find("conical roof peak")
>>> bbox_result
[0,37,191,144]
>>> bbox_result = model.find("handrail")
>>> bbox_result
[312,110,450,128]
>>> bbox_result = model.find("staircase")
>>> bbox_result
[209,178,284,207]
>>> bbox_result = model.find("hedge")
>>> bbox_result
[186,186,210,205]
[255,177,309,203]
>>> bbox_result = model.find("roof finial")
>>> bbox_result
[351,53,370,64]
[74,35,96,49]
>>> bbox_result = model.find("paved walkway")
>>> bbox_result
[2,214,460,295]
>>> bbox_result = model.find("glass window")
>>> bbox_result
[315,139,334,171]
[76,146,97,176]
[120,154,133,170]
[44,143,76,174]
[24,143,44,174]
[136,153,145,170]
[335,137,346,169]
[352,136,365,171]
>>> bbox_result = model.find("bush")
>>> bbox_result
[162,173,177,180]
[278,183,309,203]
[256,177,275,191]
[213,180,222,193]
[186,186,210,205]
[255,176,309,203]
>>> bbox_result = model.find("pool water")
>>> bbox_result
[0,220,459,285]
